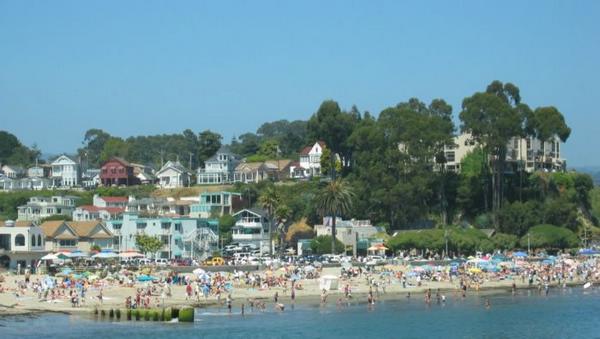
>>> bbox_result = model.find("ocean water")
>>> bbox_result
[2,288,600,339]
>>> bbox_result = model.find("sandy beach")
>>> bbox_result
[0,264,589,318]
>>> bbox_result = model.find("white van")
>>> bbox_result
[154,258,169,267]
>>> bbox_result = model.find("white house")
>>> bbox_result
[156,161,191,188]
[50,155,80,187]
[0,220,46,271]
[315,217,383,250]
[197,146,239,185]
[232,208,271,253]
[17,195,79,221]
[1,165,25,179]
[290,141,325,178]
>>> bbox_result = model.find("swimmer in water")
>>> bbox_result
[485,298,491,309]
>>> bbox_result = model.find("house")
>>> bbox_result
[197,146,239,185]
[39,220,114,252]
[290,141,326,178]
[0,220,46,271]
[0,176,53,191]
[100,157,139,186]
[232,208,271,253]
[190,191,243,218]
[81,168,101,188]
[105,213,218,260]
[50,155,80,187]
[17,195,79,221]
[264,159,293,180]
[156,161,192,188]
[27,165,51,178]
[1,165,25,179]
[314,217,384,252]
[442,133,566,173]
[126,197,191,217]
[94,194,128,208]
[131,163,156,185]
[233,162,271,183]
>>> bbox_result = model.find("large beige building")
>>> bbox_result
[39,220,114,252]
[442,133,565,173]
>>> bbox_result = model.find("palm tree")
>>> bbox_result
[275,204,292,255]
[315,179,355,254]
[259,185,280,256]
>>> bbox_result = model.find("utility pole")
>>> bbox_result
[527,233,531,255]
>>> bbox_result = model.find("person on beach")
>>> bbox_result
[274,291,279,303]
[97,288,103,305]
[512,282,517,295]
[226,294,232,313]
[321,289,328,304]
[186,283,193,301]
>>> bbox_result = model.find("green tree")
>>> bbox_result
[310,235,344,255]
[79,129,112,167]
[135,234,163,258]
[258,139,280,159]
[526,106,571,171]
[522,224,578,250]
[259,185,281,255]
[99,137,130,163]
[459,81,525,223]
[218,214,236,245]
[314,179,354,254]
[198,130,222,166]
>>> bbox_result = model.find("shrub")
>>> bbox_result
[521,224,579,250]
[178,307,194,322]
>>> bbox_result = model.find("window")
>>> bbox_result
[59,239,77,247]
[174,223,182,232]
[526,138,531,149]
[446,151,455,163]
[112,223,122,230]
[37,235,42,247]
[161,235,169,245]
[15,234,25,246]
[136,222,147,229]
[161,222,171,229]
[31,235,36,246]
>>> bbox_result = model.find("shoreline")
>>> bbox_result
[0,279,589,318]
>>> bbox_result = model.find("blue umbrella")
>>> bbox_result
[579,248,599,255]
[513,251,528,258]
[137,275,156,282]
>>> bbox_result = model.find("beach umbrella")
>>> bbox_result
[578,248,599,255]
[119,251,145,258]
[513,251,528,258]
[193,268,206,276]
[40,253,59,261]
[92,252,119,259]
[469,268,482,273]
[412,266,425,272]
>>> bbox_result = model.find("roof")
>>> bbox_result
[50,154,77,164]
[264,159,292,171]
[66,221,110,238]
[1,165,24,172]
[77,205,125,214]
[0,220,36,227]
[100,196,128,203]
[235,162,266,171]
[157,161,191,175]
[103,157,131,167]
[300,141,327,155]
[233,207,268,218]
[39,220,66,237]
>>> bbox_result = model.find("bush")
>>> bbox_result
[163,308,172,322]
[492,233,519,250]
[178,307,194,322]
[152,310,159,321]
[134,309,140,321]
[310,235,344,254]
[115,309,121,319]
[143,309,150,321]
[126,309,132,321]
[521,224,579,250]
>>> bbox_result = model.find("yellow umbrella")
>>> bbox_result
[469,268,482,273]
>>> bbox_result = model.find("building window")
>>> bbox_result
[31,235,36,246]
[136,222,147,229]
[161,222,171,229]
[15,234,25,246]
[59,239,77,247]
[37,235,42,246]
[175,223,182,232]
[446,152,455,163]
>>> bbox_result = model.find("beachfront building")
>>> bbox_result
[39,220,114,252]
[290,141,325,179]
[442,133,566,173]
[0,220,46,270]
[189,191,243,218]
[105,213,218,260]
[232,208,271,253]
[17,195,79,222]
[100,157,139,186]
[315,217,384,254]
[72,194,127,221]
[156,161,192,188]
[197,146,239,185]
[50,155,80,187]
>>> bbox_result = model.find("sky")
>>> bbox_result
[1,1,599,166]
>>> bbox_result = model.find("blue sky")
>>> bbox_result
[1,1,599,166]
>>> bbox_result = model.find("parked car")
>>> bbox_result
[154,258,169,267]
